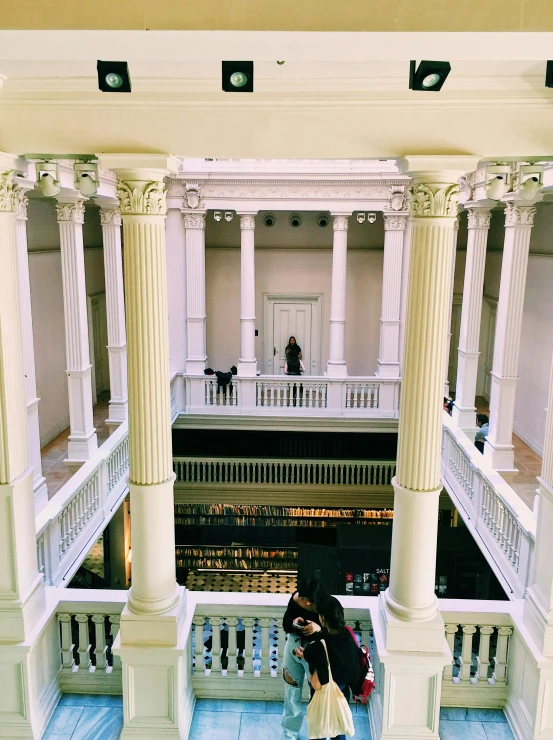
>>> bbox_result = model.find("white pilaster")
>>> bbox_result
[484,199,538,471]
[99,204,128,429]
[376,213,408,378]
[100,154,190,740]
[56,197,98,464]
[237,212,258,377]
[15,184,48,511]
[444,215,460,398]
[327,214,350,378]
[452,204,493,435]
[372,158,480,740]
[183,210,207,374]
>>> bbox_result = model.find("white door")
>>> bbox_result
[272,303,312,375]
[448,301,462,394]
[89,293,109,400]
[482,303,497,401]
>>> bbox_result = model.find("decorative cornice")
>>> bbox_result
[0,170,17,213]
[183,212,206,229]
[117,178,167,216]
[504,201,536,227]
[14,188,29,220]
[383,213,408,231]
[239,214,256,230]
[388,184,409,213]
[185,183,202,209]
[100,207,122,227]
[333,215,349,231]
[196,182,395,201]
[410,182,460,218]
[56,200,85,224]
[467,207,492,229]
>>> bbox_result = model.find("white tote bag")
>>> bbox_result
[306,640,355,739]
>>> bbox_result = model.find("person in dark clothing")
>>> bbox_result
[281,578,326,740]
[297,595,358,740]
[285,336,304,375]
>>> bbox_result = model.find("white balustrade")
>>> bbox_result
[173,456,395,488]
[204,377,238,407]
[441,412,535,600]
[345,382,379,409]
[36,421,130,587]
[256,379,327,409]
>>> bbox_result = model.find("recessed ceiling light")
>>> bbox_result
[409,60,451,91]
[97,61,131,93]
[222,61,254,93]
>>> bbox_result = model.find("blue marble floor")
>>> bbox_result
[42,696,516,740]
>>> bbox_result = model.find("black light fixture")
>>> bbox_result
[409,60,451,91]
[97,61,132,93]
[222,61,254,93]
[546,61,553,88]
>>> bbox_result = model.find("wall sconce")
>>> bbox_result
[356,213,366,224]
[213,211,222,222]
[224,211,234,222]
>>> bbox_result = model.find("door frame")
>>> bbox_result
[87,290,108,404]
[263,293,323,376]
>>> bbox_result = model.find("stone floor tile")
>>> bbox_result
[353,713,372,739]
[71,706,123,740]
[265,701,284,714]
[440,720,488,740]
[59,694,122,707]
[482,723,516,740]
[42,706,83,737]
[470,708,508,723]
[440,707,469,721]
[189,710,241,740]
[239,712,282,740]
[221,699,267,713]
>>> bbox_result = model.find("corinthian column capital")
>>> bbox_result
[183,211,206,230]
[504,201,536,227]
[410,181,460,218]
[0,170,18,213]
[383,213,408,231]
[332,215,349,231]
[117,178,167,216]
[100,206,122,227]
[466,206,492,230]
[239,214,256,231]
[56,199,85,224]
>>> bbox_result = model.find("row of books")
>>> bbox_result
[176,546,296,559]
[175,503,393,521]
[176,546,298,571]
[175,516,393,527]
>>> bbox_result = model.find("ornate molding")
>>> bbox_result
[383,213,408,231]
[185,183,202,209]
[14,188,29,220]
[117,178,167,216]
[199,182,393,201]
[56,200,85,224]
[183,212,206,229]
[332,215,349,231]
[100,207,122,227]
[388,184,409,213]
[504,201,536,227]
[239,214,256,230]
[410,182,460,218]
[0,170,17,213]
[467,208,492,229]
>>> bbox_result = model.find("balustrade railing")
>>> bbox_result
[174,456,395,488]
[36,421,130,587]
[345,382,379,409]
[256,379,327,409]
[441,413,535,600]
[205,377,238,406]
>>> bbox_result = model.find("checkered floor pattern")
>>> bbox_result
[186,571,297,593]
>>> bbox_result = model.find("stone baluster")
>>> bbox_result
[109,615,121,670]
[259,617,272,676]
[242,617,256,674]
[476,625,495,683]
[226,617,239,673]
[193,615,206,673]
[58,613,75,672]
[443,624,458,681]
[210,617,222,674]
[75,613,92,671]
[92,614,108,670]
[492,626,513,685]
[459,624,477,682]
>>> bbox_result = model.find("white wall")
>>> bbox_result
[166,209,187,372]
[205,247,383,376]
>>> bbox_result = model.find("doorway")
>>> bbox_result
[87,291,109,404]
[264,294,322,376]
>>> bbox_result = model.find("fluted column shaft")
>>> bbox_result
[385,173,461,623]
[0,168,42,642]
[15,186,48,510]
[377,214,408,377]
[444,217,460,398]
[100,206,128,427]
[183,211,207,374]
[452,205,492,432]
[327,214,349,378]
[484,200,538,471]
[237,213,257,377]
[116,170,179,615]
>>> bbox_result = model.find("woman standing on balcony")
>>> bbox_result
[285,336,305,375]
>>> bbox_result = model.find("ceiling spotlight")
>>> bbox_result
[317,213,329,227]
[409,60,451,91]
[97,60,131,93]
[36,162,60,197]
[289,213,302,228]
[224,211,233,222]
[546,61,553,88]
[214,211,222,222]
[222,61,254,93]
[518,164,543,200]
[357,213,366,224]
[74,162,98,197]
[484,165,511,200]
[277,61,285,65]
[263,213,276,227]
[367,213,377,224]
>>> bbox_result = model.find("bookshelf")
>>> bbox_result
[175,546,298,571]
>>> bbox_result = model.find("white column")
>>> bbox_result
[183,210,207,374]
[15,184,48,511]
[452,204,493,434]
[0,165,50,738]
[237,212,258,377]
[165,204,187,374]
[377,213,408,377]
[371,159,479,740]
[327,214,350,378]
[444,215,460,398]
[100,154,189,740]
[99,204,128,429]
[484,199,538,471]
[56,197,98,465]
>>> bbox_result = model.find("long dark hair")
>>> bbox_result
[317,595,345,631]
[286,336,301,353]
[297,576,326,605]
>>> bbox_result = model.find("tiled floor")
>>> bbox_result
[43,696,515,740]
[475,397,542,509]
[42,694,123,740]
[186,571,297,593]
[41,394,111,499]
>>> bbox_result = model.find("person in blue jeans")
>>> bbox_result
[281,578,326,740]
[296,595,358,740]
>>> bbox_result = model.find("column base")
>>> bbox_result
[451,403,478,440]
[185,358,207,375]
[483,437,516,472]
[381,591,445,653]
[107,399,128,424]
[65,431,98,466]
[376,360,401,378]
[237,360,257,378]
[326,362,348,378]
[524,584,553,658]
[33,475,49,514]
